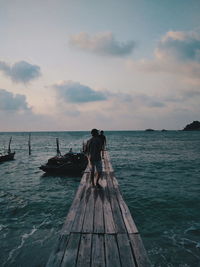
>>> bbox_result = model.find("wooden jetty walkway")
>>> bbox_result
[46,151,150,267]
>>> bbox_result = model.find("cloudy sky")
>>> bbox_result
[0,0,200,131]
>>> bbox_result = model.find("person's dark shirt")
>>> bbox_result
[87,136,102,162]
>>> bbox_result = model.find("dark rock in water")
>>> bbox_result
[161,129,167,132]
[145,128,155,131]
[183,121,200,131]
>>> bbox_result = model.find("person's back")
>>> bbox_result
[87,135,101,162]
[86,128,102,187]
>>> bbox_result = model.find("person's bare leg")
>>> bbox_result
[102,148,104,159]
[96,171,102,187]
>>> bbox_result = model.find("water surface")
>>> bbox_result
[0,131,199,266]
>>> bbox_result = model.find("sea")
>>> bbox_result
[0,131,199,267]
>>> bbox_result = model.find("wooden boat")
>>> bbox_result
[0,137,15,163]
[0,152,15,163]
[39,152,88,175]
[39,139,88,175]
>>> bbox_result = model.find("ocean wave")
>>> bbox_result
[5,226,37,266]
[3,218,51,266]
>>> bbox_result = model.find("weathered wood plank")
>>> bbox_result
[102,157,106,172]
[105,234,121,267]
[103,151,110,172]
[103,178,116,234]
[61,183,87,235]
[106,174,127,233]
[105,151,114,172]
[71,183,90,232]
[61,233,80,267]
[91,234,105,267]
[93,188,104,233]
[80,171,89,184]
[129,234,151,267]
[46,234,70,267]
[117,233,136,267]
[76,233,92,267]
[82,187,95,233]
[46,150,150,267]
[111,174,138,234]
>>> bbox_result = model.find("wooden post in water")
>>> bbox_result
[28,133,31,155]
[8,137,12,154]
[56,138,61,156]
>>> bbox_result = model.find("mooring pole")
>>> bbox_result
[8,137,12,154]
[28,133,31,155]
[56,138,61,156]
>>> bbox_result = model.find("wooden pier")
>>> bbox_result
[46,151,150,267]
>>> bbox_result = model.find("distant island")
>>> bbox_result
[183,121,200,131]
[145,129,167,132]
[145,128,155,132]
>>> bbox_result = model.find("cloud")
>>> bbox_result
[54,81,107,103]
[69,32,135,57]
[106,91,165,108]
[133,94,165,108]
[53,80,165,112]
[128,30,200,81]
[0,60,41,83]
[0,89,30,112]
[156,30,200,62]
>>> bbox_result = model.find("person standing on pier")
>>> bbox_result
[99,130,106,159]
[86,129,102,187]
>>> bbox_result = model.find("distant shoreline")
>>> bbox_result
[1,129,200,133]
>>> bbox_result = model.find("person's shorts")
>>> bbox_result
[91,160,102,172]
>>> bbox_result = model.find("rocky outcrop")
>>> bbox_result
[183,121,200,131]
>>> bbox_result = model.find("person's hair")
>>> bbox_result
[100,130,104,134]
[91,128,99,136]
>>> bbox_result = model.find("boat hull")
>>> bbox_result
[40,152,88,175]
[0,152,15,163]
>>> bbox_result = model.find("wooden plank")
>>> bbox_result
[71,183,90,232]
[83,164,91,174]
[47,150,150,267]
[117,233,136,267]
[80,171,89,184]
[91,234,105,267]
[104,152,110,172]
[103,178,116,234]
[76,233,92,267]
[111,174,138,234]
[105,151,114,172]
[105,234,121,267]
[106,174,127,233]
[61,233,80,267]
[82,187,95,233]
[102,157,106,172]
[129,234,151,267]
[46,234,69,267]
[61,183,87,235]
[93,188,104,233]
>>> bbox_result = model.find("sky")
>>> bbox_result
[0,0,200,131]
